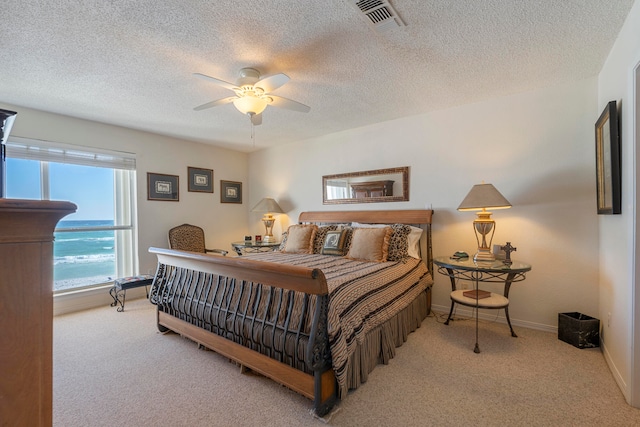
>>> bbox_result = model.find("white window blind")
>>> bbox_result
[6,136,136,170]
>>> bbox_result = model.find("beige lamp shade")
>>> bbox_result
[458,183,512,211]
[251,198,284,242]
[251,198,284,214]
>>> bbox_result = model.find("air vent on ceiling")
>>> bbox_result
[352,0,405,32]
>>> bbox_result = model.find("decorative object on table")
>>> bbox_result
[255,235,262,242]
[457,183,511,262]
[244,235,252,242]
[462,289,491,299]
[220,180,242,203]
[595,100,621,215]
[147,172,179,201]
[231,239,281,256]
[187,167,213,193]
[251,197,285,242]
[500,242,517,266]
[450,251,469,260]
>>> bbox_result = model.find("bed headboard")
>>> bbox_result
[298,209,434,273]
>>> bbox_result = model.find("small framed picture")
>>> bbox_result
[220,180,242,204]
[188,167,213,193]
[147,172,179,201]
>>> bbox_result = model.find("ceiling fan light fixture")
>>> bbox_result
[233,95,268,115]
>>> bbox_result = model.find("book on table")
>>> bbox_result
[463,289,491,299]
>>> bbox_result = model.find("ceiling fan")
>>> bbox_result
[193,68,310,126]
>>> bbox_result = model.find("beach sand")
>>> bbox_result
[54,276,114,292]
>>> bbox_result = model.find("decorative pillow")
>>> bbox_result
[387,224,412,261]
[278,231,288,251]
[407,226,423,259]
[281,224,317,254]
[321,229,348,256]
[345,226,392,262]
[313,225,338,254]
[340,226,354,252]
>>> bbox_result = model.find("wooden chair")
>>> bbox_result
[168,224,228,256]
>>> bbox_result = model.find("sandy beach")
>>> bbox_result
[54,276,114,292]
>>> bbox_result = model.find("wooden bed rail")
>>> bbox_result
[148,247,337,416]
[149,247,329,295]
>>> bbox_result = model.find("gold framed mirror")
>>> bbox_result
[322,167,409,204]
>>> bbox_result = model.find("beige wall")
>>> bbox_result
[597,0,640,406]
[0,102,249,277]
[249,77,600,333]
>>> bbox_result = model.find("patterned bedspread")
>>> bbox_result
[242,252,432,393]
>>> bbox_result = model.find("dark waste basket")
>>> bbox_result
[558,312,600,349]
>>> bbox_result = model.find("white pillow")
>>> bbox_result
[350,222,387,228]
[407,226,423,259]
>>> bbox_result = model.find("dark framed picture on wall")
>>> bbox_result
[147,172,179,201]
[220,180,242,204]
[188,167,213,193]
[595,100,621,215]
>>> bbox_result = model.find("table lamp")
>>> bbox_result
[250,197,284,242]
[457,183,511,262]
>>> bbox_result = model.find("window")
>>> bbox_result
[5,137,137,292]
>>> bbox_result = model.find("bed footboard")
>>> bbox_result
[148,247,337,416]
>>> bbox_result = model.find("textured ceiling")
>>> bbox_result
[0,1,634,152]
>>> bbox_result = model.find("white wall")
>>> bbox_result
[0,102,249,311]
[249,77,600,332]
[596,0,640,406]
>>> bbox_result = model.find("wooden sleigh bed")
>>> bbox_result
[148,209,434,416]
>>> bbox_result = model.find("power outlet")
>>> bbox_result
[608,312,611,327]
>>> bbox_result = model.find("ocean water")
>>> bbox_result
[54,220,115,290]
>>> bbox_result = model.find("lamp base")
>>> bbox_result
[474,249,495,262]
[262,235,276,242]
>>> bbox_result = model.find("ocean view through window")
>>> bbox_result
[54,220,116,291]
[5,137,138,292]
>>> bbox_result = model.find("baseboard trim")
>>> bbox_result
[601,340,630,403]
[431,303,557,333]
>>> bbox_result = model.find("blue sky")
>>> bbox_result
[6,159,114,220]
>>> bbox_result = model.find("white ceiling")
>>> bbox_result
[0,1,634,152]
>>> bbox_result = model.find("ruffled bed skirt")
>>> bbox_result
[341,288,429,397]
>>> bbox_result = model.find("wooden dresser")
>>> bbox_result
[0,199,76,426]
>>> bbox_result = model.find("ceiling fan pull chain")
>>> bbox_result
[251,120,255,148]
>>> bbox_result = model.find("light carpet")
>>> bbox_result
[53,298,640,426]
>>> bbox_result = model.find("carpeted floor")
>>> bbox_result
[53,298,640,426]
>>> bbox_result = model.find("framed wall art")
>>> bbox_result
[595,100,621,215]
[220,180,242,204]
[188,167,213,193]
[147,172,179,201]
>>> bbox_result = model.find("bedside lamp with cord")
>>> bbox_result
[250,197,284,242]
[457,183,511,262]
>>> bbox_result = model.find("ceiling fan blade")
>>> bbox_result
[255,73,290,93]
[250,113,263,126]
[193,96,236,111]
[193,73,238,91]
[268,95,310,113]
